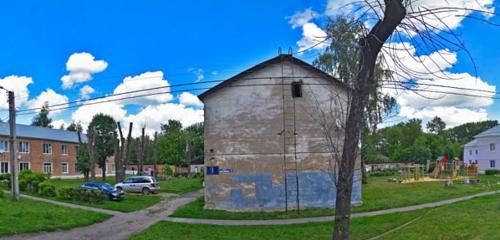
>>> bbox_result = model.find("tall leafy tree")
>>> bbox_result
[426,116,446,134]
[161,120,182,134]
[89,114,116,180]
[31,102,53,128]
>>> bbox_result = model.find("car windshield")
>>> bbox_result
[97,183,114,191]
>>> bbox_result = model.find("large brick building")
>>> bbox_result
[0,123,86,177]
[199,54,361,211]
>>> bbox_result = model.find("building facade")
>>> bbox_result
[464,125,500,173]
[0,123,84,177]
[199,54,361,212]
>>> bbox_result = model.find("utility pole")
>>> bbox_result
[8,91,19,200]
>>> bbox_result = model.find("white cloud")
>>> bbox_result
[79,85,95,99]
[71,101,127,130]
[112,71,173,105]
[381,42,496,128]
[288,8,319,29]
[27,89,69,115]
[0,75,33,109]
[288,8,329,52]
[61,52,108,89]
[179,92,203,107]
[52,119,69,129]
[323,0,494,35]
[126,103,204,137]
[188,68,205,82]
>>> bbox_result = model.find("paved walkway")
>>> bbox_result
[165,190,500,226]
[1,190,204,240]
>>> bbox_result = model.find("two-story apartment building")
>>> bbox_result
[464,125,500,173]
[0,123,84,177]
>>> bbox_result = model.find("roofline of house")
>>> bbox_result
[0,134,82,144]
[197,54,349,101]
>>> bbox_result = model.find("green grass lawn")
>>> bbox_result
[171,174,500,220]
[0,195,110,237]
[159,177,203,194]
[131,193,500,240]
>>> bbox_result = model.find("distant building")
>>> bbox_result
[464,125,500,173]
[198,54,361,211]
[0,123,84,177]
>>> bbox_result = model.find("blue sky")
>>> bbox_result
[0,0,499,133]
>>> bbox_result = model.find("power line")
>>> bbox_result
[15,80,499,117]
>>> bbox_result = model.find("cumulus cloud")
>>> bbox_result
[179,92,203,107]
[288,9,329,52]
[27,89,69,114]
[79,85,95,99]
[381,42,496,128]
[71,101,127,130]
[52,119,69,129]
[112,71,173,105]
[288,8,319,29]
[126,103,204,137]
[61,52,108,89]
[0,75,33,109]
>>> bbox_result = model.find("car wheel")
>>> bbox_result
[142,187,151,195]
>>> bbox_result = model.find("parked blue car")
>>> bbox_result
[77,182,125,201]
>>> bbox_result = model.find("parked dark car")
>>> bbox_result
[77,182,125,201]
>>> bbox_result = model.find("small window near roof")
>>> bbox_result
[291,81,302,98]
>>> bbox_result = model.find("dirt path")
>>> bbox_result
[1,190,203,240]
[165,190,500,226]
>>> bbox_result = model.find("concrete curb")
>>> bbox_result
[165,190,500,226]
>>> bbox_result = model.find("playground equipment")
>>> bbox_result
[397,156,478,184]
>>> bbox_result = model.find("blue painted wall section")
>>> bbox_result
[217,171,362,210]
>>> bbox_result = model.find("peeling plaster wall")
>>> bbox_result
[203,58,361,211]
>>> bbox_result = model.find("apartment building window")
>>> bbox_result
[490,143,496,152]
[19,162,29,171]
[291,81,303,98]
[19,142,29,153]
[43,163,52,174]
[475,149,479,154]
[0,162,8,173]
[61,145,68,155]
[43,144,52,154]
[469,150,472,155]
[61,163,68,174]
[491,160,496,168]
[0,141,9,152]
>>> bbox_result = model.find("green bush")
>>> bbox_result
[38,182,56,197]
[19,170,47,193]
[485,169,500,175]
[57,187,74,200]
[70,189,106,204]
[0,173,11,188]
[164,165,174,176]
[0,189,4,198]
[369,169,397,177]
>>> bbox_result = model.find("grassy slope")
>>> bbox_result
[159,177,203,194]
[171,174,500,220]
[131,193,500,240]
[0,196,110,237]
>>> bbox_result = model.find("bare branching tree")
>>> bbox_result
[313,0,498,238]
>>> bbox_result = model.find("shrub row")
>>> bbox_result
[57,187,106,204]
[369,169,397,177]
[485,169,500,175]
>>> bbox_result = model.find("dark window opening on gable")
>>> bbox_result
[291,81,302,98]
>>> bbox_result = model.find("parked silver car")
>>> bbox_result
[114,176,160,194]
